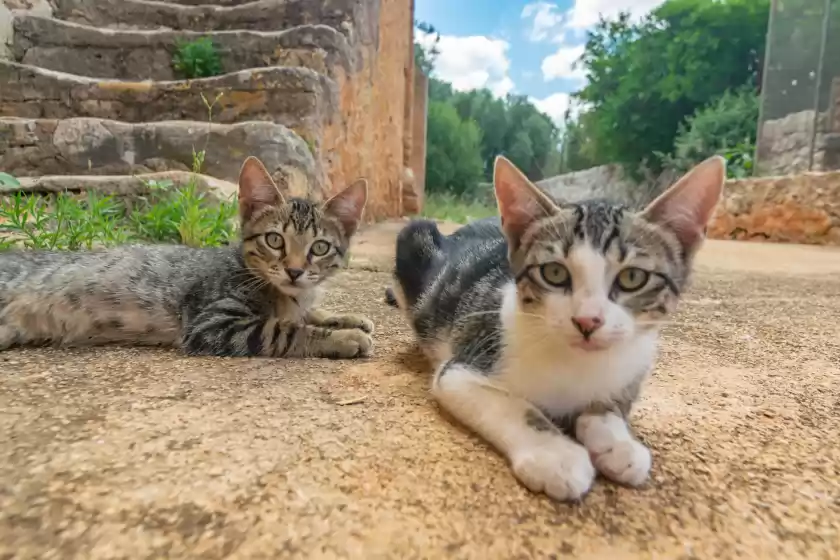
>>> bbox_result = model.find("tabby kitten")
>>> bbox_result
[389,155,725,501]
[0,156,374,359]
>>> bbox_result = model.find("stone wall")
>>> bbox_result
[709,171,840,246]
[0,0,421,221]
[537,164,679,209]
[404,66,428,214]
[756,76,840,176]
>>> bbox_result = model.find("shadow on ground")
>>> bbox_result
[1,221,840,558]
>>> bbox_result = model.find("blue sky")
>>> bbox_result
[415,0,666,124]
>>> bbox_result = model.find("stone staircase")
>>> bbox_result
[0,0,422,218]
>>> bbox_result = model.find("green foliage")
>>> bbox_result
[425,101,486,197]
[421,192,497,224]
[0,172,20,188]
[720,142,755,179]
[172,37,223,79]
[0,148,236,251]
[439,89,562,181]
[570,0,770,175]
[129,174,237,248]
[661,87,759,174]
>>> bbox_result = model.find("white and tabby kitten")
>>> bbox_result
[388,155,725,501]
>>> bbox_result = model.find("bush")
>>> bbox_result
[425,101,485,197]
[172,37,223,79]
[662,87,759,176]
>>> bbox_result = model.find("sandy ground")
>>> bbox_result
[2,220,840,559]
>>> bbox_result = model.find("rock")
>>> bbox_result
[708,172,840,245]
[4,172,239,202]
[11,15,357,80]
[0,117,325,197]
[0,60,338,140]
[50,0,377,45]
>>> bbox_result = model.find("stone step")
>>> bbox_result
[0,61,338,148]
[11,15,357,81]
[49,0,375,45]
[0,117,325,197]
[3,172,239,204]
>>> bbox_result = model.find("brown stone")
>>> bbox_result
[50,0,377,45]
[0,117,324,195]
[12,15,357,81]
[3,171,239,201]
[708,171,840,245]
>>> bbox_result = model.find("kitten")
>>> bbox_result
[0,156,374,359]
[389,155,725,501]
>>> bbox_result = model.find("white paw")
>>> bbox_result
[591,439,651,487]
[511,438,595,502]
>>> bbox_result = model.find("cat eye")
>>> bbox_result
[616,267,649,292]
[539,262,571,288]
[310,240,331,257]
[264,232,284,250]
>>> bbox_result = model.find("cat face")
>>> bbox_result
[494,156,725,351]
[236,157,367,296]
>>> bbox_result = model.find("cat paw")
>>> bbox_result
[326,314,375,334]
[590,439,651,487]
[326,328,373,359]
[511,438,595,502]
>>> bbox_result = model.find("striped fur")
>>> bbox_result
[390,156,725,501]
[0,157,373,359]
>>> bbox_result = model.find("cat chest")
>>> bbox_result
[496,346,656,417]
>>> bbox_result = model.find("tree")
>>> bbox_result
[571,0,770,174]
[425,101,485,196]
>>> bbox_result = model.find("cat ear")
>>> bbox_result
[641,155,726,256]
[323,178,368,237]
[493,155,558,247]
[238,156,285,221]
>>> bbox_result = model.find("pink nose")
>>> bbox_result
[571,315,604,337]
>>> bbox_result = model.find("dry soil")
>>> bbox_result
[2,220,840,559]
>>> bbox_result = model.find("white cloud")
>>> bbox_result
[565,0,667,29]
[521,2,565,42]
[522,1,667,83]
[417,31,514,97]
[532,93,589,125]
[541,45,586,83]
[532,93,571,125]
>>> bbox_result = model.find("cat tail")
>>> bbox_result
[388,219,447,310]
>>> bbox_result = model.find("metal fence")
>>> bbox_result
[755,0,840,176]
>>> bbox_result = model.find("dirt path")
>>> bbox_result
[2,221,840,559]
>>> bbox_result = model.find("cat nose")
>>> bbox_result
[285,267,304,282]
[571,315,603,337]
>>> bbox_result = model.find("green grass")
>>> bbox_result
[421,192,497,224]
[0,174,237,252]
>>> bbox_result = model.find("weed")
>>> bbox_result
[172,37,223,79]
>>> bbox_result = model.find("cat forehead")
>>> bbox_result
[528,200,675,261]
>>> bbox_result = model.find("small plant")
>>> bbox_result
[720,141,755,179]
[172,37,223,79]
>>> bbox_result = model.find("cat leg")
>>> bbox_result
[575,409,651,487]
[305,307,374,334]
[182,298,372,359]
[431,360,595,502]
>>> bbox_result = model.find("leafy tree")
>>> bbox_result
[425,101,485,196]
[572,0,770,174]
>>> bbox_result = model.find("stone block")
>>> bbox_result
[0,61,338,143]
[50,0,377,46]
[0,117,325,197]
[11,15,357,80]
[708,171,840,245]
